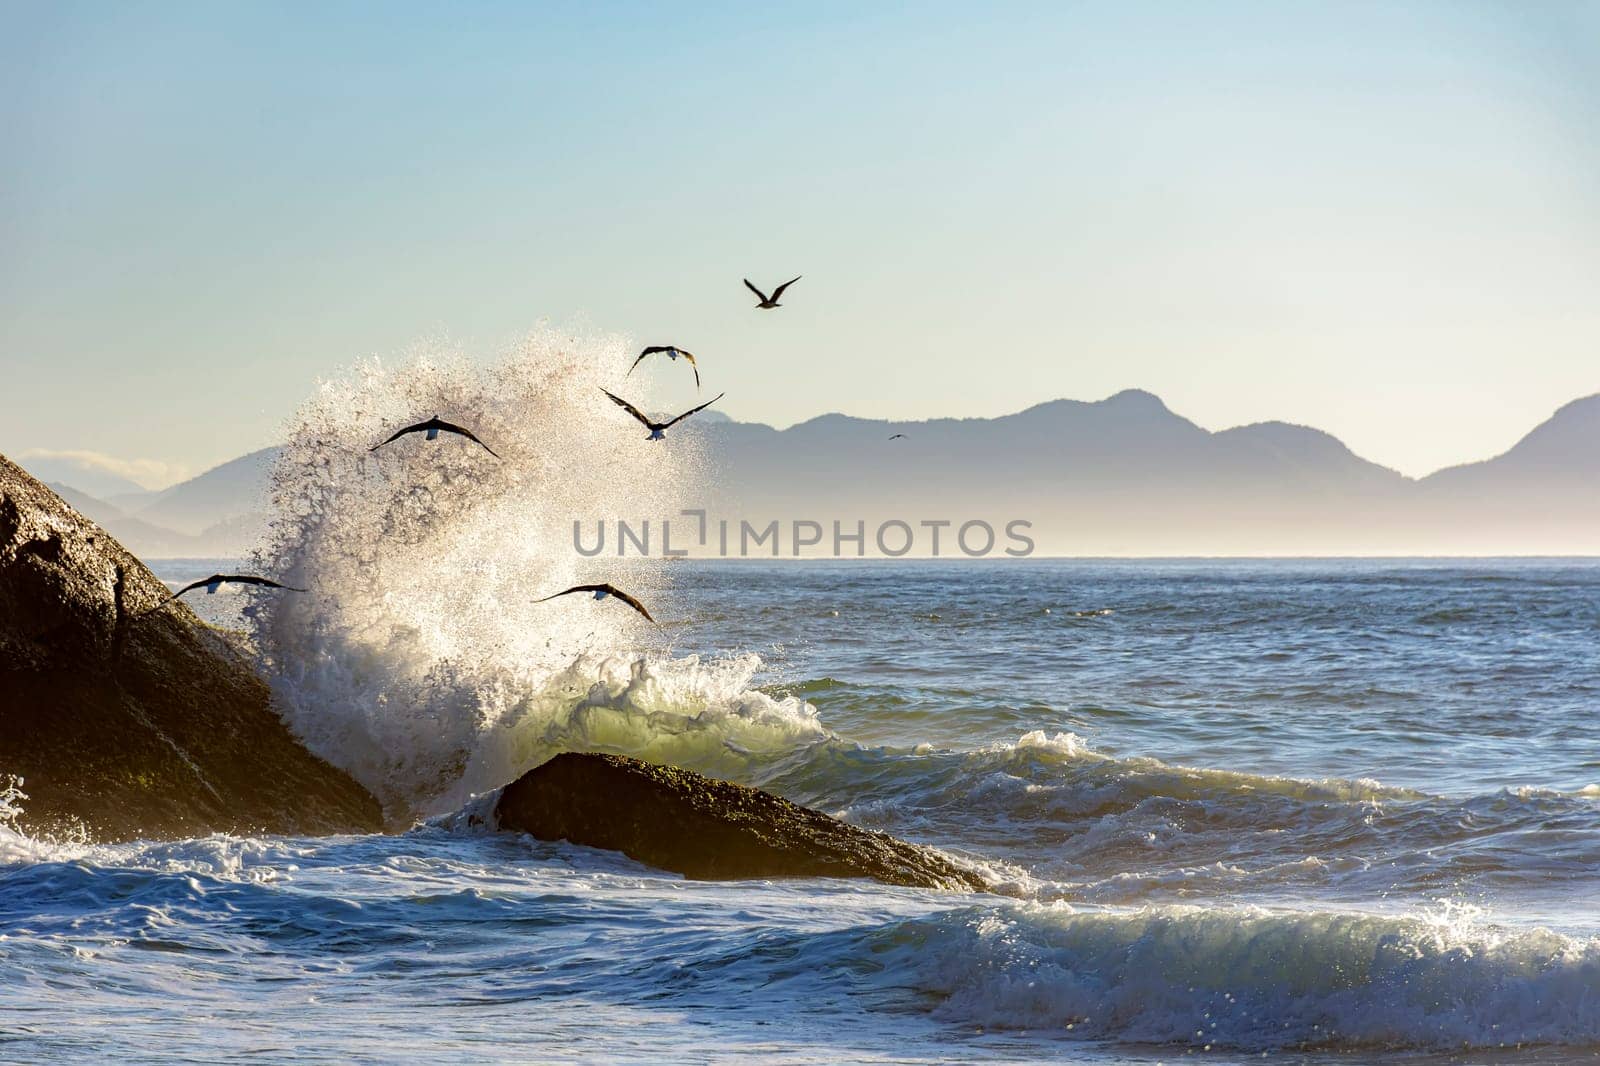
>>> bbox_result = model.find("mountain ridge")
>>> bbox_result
[19,390,1598,557]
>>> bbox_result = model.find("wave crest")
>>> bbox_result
[900,903,1600,1050]
[245,329,804,819]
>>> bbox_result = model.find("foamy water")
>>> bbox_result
[3,340,1598,1062]
[7,560,1599,1064]
[240,330,800,818]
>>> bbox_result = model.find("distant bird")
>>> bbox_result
[155,573,305,609]
[744,276,800,309]
[888,433,906,440]
[370,416,500,458]
[536,583,655,624]
[629,346,700,388]
[601,389,724,440]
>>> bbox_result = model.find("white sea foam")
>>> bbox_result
[900,902,1600,1051]
[988,730,1420,804]
[0,776,94,866]
[247,328,824,820]
[0,776,44,865]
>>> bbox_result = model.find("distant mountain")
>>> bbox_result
[1211,422,1406,492]
[1406,394,1600,554]
[130,447,281,536]
[684,389,1597,555]
[44,483,205,558]
[18,455,153,501]
[29,448,282,559]
[105,489,161,512]
[12,392,1597,557]
[1424,395,1600,491]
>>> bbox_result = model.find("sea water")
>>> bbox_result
[3,559,1597,1064]
[2,335,1597,1062]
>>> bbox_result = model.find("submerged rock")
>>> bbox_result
[495,752,987,890]
[0,452,382,841]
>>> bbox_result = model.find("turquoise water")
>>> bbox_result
[3,559,1598,1063]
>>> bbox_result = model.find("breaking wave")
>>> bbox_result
[879,903,1600,1051]
[246,328,821,820]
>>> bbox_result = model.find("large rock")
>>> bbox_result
[496,752,987,890]
[0,453,382,841]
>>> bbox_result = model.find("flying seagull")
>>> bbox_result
[370,416,500,458]
[601,388,724,440]
[888,433,906,440]
[156,574,305,608]
[536,583,655,624]
[629,346,700,388]
[744,276,800,309]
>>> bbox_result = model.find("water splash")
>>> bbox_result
[247,327,819,820]
[0,776,33,863]
[0,776,92,865]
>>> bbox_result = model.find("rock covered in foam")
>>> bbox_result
[0,452,382,841]
[496,752,988,890]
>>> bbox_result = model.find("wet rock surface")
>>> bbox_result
[496,752,988,890]
[0,452,382,841]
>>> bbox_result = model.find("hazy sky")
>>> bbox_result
[3,1,1597,487]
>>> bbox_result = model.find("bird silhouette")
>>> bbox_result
[601,389,724,440]
[744,276,800,309]
[147,573,304,613]
[629,346,699,388]
[370,416,500,457]
[536,583,655,624]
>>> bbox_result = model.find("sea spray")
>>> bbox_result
[248,328,823,820]
[0,776,92,866]
[0,776,33,863]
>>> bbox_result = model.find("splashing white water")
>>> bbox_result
[248,328,822,821]
[0,776,35,862]
[0,776,92,865]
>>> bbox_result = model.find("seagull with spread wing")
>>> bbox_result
[888,433,906,440]
[370,416,500,457]
[151,574,305,611]
[629,346,700,388]
[744,276,800,309]
[536,583,656,624]
[601,389,724,440]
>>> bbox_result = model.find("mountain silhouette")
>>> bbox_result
[1404,394,1600,554]
[1424,394,1600,490]
[38,448,281,557]
[129,447,281,536]
[17,392,1597,557]
[685,390,1596,555]
[19,455,153,501]
[44,483,205,557]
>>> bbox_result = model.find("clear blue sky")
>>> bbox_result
[3,1,1597,486]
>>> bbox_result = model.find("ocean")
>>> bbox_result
[3,558,1597,1064]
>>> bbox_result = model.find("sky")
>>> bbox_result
[2,1,1597,488]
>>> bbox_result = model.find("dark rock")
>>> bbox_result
[495,752,987,890]
[0,452,383,841]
